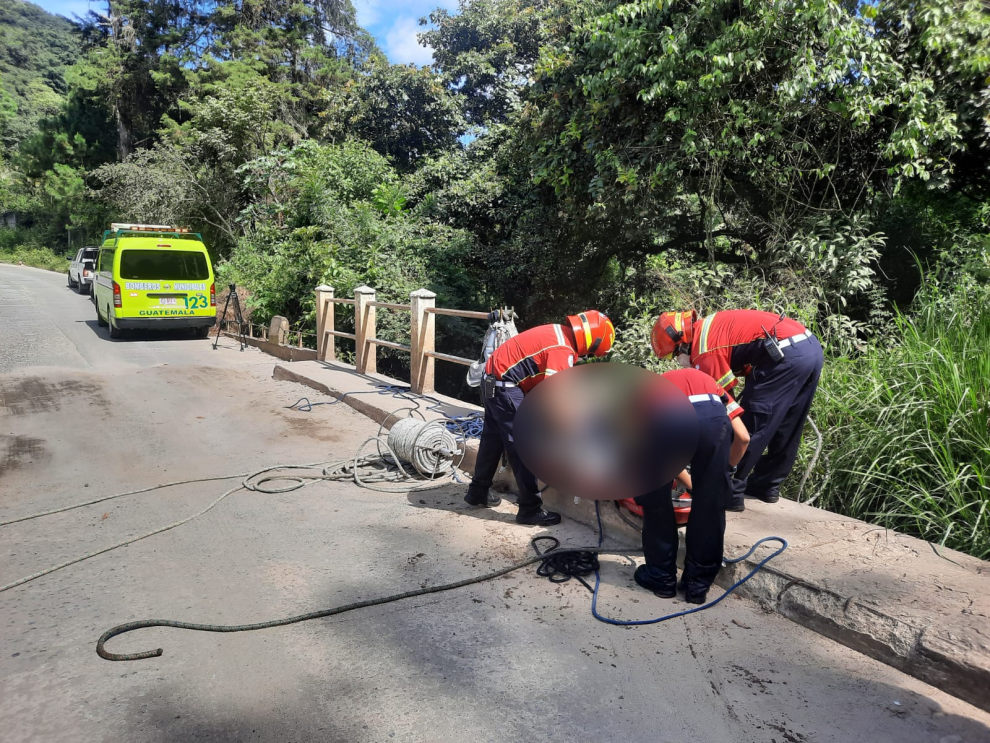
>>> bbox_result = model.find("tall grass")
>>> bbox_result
[805,282,990,559]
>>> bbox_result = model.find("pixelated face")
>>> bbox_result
[514,363,698,501]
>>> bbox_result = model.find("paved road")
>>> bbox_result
[2,263,989,743]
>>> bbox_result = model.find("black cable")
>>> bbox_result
[532,536,599,592]
[96,540,634,662]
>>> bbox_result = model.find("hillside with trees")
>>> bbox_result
[0,0,80,154]
[0,0,988,558]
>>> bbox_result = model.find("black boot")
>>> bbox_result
[464,489,502,507]
[725,497,746,512]
[677,578,709,605]
[634,565,677,598]
[515,509,561,526]
[746,488,780,504]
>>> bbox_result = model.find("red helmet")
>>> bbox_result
[651,311,696,359]
[567,310,615,358]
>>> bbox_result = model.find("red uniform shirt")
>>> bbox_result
[690,310,807,392]
[485,324,578,393]
[662,367,743,420]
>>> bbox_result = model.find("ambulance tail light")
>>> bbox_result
[210,283,216,307]
[112,281,122,308]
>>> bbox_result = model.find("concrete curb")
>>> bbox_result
[273,361,990,714]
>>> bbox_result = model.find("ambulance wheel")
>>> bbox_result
[108,313,123,339]
[96,301,107,327]
[195,325,211,339]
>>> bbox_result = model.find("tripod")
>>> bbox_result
[213,284,247,352]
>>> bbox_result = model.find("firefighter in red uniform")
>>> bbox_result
[634,368,750,602]
[465,311,615,525]
[651,309,824,512]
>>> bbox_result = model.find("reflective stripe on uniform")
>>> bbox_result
[778,332,812,349]
[688,393,721,404]
[716,370,735,388]
[698,313,717,354]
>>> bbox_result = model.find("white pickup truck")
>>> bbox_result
[67,246,99,294]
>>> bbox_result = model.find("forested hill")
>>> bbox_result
[0,0,80,153]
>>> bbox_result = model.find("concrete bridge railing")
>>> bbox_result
[315,285,489,395]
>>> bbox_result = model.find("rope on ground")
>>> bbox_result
[0,424,464,594]
[285,384,485,440]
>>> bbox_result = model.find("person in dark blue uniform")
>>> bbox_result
[465,311,615,526]
[652,310,824,512]
[633,367,750,603]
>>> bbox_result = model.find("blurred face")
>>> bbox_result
[676,353,691,368]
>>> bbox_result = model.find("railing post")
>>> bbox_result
[410,288,436,394]
[354,285,376,375]
[315,285,334,361]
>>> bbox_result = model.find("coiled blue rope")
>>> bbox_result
[588,501,788,626]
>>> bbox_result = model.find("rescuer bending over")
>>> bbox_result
[633,367,750,603]
[465,311,615,526]
[651,309,823,512]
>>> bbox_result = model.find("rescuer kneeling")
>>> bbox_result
[465,310,615,526]
[633,367,750,603]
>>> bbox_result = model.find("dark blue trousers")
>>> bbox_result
[635,399,732,595]
[467,385,544,514]
[731,335,824,507]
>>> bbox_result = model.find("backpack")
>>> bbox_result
[466,309,519,388]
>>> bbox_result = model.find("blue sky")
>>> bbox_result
[30,0,457,66]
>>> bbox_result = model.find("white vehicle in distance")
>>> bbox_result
[68,246,99,294]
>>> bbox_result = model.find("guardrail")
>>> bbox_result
[218,318,318,349]
[316,285,487,394]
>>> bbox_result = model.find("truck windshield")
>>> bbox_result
[119,250,209,280]
[82,249,98,260]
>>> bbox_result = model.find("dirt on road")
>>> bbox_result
[2,264,990,743]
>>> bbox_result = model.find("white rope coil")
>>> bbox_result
[387,418,460,478]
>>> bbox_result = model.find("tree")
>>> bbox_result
[422,0,555,126]
[524,0,976,308]
[322,61,465,171]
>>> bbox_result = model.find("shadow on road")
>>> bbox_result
[405,483,524,525]
[75,318,211,343]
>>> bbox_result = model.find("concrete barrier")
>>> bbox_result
[271,359,990,714]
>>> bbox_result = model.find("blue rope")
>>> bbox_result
[285,384,485,439]
[588,501,788,626]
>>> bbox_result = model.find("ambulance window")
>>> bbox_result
[99,249,114,273]
[119,250,209,280]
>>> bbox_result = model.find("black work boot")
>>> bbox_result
[515,509,561,526]
[634,565,677,598]
[726,497,746,512]
[464,489,502,507]
[678,578,709,605]
[747,488,780,504]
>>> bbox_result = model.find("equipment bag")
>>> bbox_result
[467,309,519,388]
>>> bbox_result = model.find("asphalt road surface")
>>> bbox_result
[2,263,989,743]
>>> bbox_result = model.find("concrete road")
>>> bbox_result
[2,263,989,743]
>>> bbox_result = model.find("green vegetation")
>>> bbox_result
[0,0,80,152]
[0,0,988,557]
[810,277,990,560]
[0,243,69,271]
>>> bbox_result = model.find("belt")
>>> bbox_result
[486,375,517,388]
[688,393,721,404]
[778,332,813,349]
